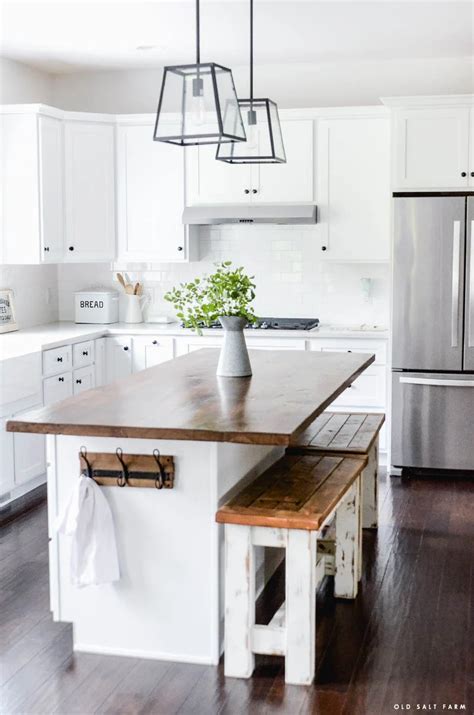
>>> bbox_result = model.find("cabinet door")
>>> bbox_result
[117,124,188,262]
[469,109,474,188]
[252,120,314,203]
[186,145,251,205]
[393,107,470,189]
[73,365,95,395]
[317,117,390,261]
[132,336,174,371]
[64,122,115,261]
[0,416,15,496]
[105,337,133,383]
[43,372,73,405]
[94,337,107,387]
[13,422,46,487]
[38,116,64,262]
[175,336,223,356]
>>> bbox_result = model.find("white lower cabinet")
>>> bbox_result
[105,336,133,382]
[175,336,224,356]
[132,336,174,371]
[43,371,73,405]
[73,365,95,395]
[0,416,15,497]
[13,424,46,487]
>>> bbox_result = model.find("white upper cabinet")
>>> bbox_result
[64,121,116,262]
[1,111,64,264]
[317,115,391,261]
[470,109,474,188]
[392,106,470,189]
[116,121,191,262]
[186,119,314,205]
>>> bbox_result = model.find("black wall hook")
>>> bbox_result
[80,446,93,479]
[116,448,128,487]
[153,449,165,489]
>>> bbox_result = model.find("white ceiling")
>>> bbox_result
[0,0,472,74]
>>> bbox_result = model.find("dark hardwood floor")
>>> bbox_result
[1,473,473,714]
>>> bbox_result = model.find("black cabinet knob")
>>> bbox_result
[152,340,158,345]
[347,350,352,353]
[68,246,74,251]
[244,189,250,194]
[252,189,257,194]
[461,172,467,177]
[44,247,50,252]
[123,346,129,351]
[82,351,88,356]
[471,172,474,177]
[57,357,63,362]
[76,379,82,385]
[177,246,183,251]
[58,377,64,382]
[321,246,327,252]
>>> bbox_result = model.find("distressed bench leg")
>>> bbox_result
[357,477,363,582]
[224,524,255,678]
[285,529,317,685]
[362,437,379,529]
[334,480,360,599]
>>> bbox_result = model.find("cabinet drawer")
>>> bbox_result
[331,366,386,409]
[43,372,73,405]
[132,336,174,372]
[73,340,94,368]
[309,338,387,365]
[43,345,72,376]
[73,365,95,395]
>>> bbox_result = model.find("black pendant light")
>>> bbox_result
[153,0,246,146]
[216,0,286,164]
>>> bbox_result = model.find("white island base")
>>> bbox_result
[46,435,281,665]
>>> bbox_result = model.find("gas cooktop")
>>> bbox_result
[201,317,320,331]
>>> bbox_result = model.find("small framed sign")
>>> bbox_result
[0,289,18,333]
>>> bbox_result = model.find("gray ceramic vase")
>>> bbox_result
[216,316,252,377]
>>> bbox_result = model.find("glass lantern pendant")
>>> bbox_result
[216,0,286,164]
[153,0,246,146]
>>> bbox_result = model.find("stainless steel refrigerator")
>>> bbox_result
[391,193,474,473]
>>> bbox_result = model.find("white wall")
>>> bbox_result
[57,226,389,327]
[0,265,58,329]
[50,57,473,113]
[0,57,53,104]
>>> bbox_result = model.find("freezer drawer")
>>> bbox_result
[391,371,474,471]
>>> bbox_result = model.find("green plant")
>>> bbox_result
[164,262,257,332]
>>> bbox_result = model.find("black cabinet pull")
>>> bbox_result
[461,172,467,177]
[347,350,352,353]
[57,357,63,362]
[321,246,327,251]
[177,246,183,251]
[252,189,257,194]
[244,189,250,194]
[58,377,64,382]
[82,350,88,356]
[68,246,74,251]
[76,379,82,385]
[123,346,129,351]
[44,247,50,252]
[471,172,474,177]
[152,340,158,345]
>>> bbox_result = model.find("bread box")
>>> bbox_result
[75,290,119,324]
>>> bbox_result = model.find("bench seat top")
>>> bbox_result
[288,412,385,455]
[216,454,367,531]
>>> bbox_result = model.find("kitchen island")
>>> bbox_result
[7,348,374,665]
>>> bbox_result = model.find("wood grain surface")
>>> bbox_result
[288,412,385,454]
[216,453,367,530]
[7,349,375,445]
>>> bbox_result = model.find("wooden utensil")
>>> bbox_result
[116,273,126,291]
[133,282,140,295]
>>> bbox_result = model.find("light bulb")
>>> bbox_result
[246,122,258,151]
[191,93,206,126]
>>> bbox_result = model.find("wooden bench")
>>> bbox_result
[287,412,385,529]
[216,453,367,685]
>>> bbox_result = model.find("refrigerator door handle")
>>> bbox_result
[399,376,474,388]
[451,220,461,348]
[468,220,474,348]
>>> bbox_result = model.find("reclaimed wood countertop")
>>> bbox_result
[7,349,375,446]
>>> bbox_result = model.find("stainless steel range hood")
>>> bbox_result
[182,204,317,225]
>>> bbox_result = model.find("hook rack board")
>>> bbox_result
[79,451,175,489]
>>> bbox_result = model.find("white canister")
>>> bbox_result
[75,291,119,324]
[123,294,148,324]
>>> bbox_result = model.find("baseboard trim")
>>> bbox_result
[0,483,47,526]
[73,642,217,665]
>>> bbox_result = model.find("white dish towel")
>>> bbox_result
[56,475,120,588]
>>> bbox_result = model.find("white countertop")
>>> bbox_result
[0,321,389,361]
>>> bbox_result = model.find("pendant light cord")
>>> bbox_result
[196,0,201,66]
[250,0,254,108]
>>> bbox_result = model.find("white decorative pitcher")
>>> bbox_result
[216,316,252,377]
[123,294,147,324]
